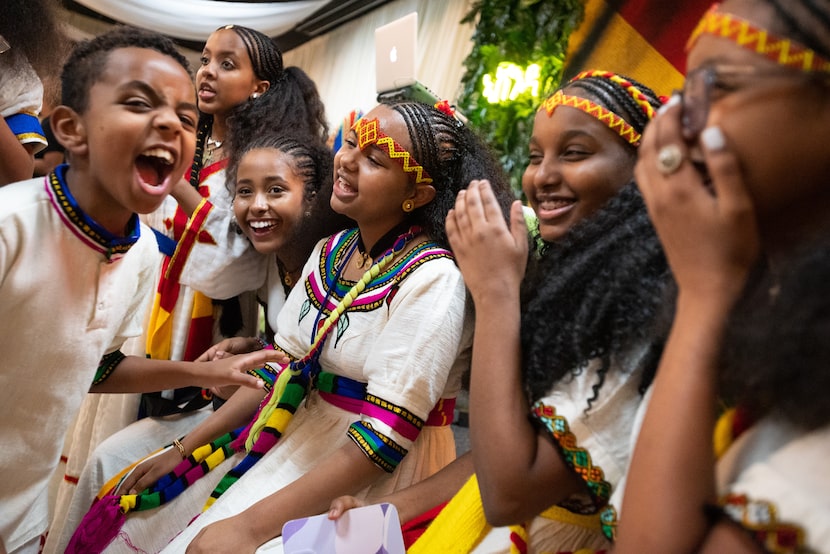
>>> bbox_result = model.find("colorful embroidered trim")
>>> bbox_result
[353,117,433,184]
[246,362,280,393]
[720,493,806,553]
[308,229,452,316]
[531,402,612,506]
[687,3,830,73]
[599,504,618,541]
[539,91,642,146]
[92,350,126,386]
[348,421,408,473]
[363,393,424,441]
[568,70,658,120]
[46,165,141,260]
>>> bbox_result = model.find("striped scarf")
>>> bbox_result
[67,226,422,554]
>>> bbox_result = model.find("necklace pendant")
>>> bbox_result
[354,252,370,270]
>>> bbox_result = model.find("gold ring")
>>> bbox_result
[656,144,684,175]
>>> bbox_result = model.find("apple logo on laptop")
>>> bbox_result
[389,46,398,63]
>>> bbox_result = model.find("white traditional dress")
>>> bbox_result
[94,228,470,553]
[46,253,283,554]
[0,167,156,553]
[714,417,830,553]
[412,347,651,554]
[45,159,261,552]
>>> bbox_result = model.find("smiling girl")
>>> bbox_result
[616,0,830,551]
[69,100,514,554]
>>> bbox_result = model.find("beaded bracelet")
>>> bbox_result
[173,438,186,459]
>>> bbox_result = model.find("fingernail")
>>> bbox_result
[657,94,681,115]
[256,379,264,388]
[701,126,725,151]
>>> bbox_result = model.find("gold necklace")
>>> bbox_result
[354,250,371,270]
[277,259,302,289]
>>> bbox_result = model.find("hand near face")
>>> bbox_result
[635,97,760,307]
[446,180,528,303]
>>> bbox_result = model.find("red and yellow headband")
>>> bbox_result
[538,70,658,147]
[352,117,433,185]
[539,92,641,146]
[687,3,830,73]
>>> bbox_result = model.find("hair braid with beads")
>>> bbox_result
[563,73,664,148]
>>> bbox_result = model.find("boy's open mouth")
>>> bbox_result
[136,148,175,187]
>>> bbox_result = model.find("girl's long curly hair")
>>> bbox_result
[720,234,830,430]
[520,183,673,407]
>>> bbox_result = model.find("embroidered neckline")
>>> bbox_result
[46,164,141,260]
[306,228,452,315]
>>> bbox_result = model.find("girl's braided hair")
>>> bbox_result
[383,100,515,248]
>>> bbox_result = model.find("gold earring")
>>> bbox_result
[402,199,415,213]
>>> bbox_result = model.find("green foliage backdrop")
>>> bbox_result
[457,0,584,193]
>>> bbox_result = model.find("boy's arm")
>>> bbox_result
[89,349,286,393]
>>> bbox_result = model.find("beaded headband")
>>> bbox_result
[539,91,642,146]
[353,117,433,185]
[570,70,658,120]
[687,3,830,73]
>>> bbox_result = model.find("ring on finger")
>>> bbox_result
[656,144,684,175]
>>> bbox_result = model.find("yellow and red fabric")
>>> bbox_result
[565,0,714,96]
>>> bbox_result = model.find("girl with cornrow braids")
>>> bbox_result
[616,0,830,551]
[47,24,331,554]
[142,24,328,412]
[328,71,671,553]
[68,99,513,553]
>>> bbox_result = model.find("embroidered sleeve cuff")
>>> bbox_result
[348,421,408,473]
[93,350,126,386]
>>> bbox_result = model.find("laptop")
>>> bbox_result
[375,12,418,94]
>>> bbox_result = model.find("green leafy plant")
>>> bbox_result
[457,0,584,194]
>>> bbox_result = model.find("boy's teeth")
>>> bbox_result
[142,148,173,165]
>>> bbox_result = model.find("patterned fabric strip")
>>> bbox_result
[531,402,612,506]
[116,428,242,511]
[92,350,126,386]
[307,229,453,314]
[687,3,830,72]
[46,165,141,260]
[347,421,408,473]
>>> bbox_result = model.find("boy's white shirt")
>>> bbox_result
[0,176,156,551]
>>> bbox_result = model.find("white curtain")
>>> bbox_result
[282,0,477,130]
[73,0,328,41]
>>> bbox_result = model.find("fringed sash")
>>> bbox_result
[68,226,423,554]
